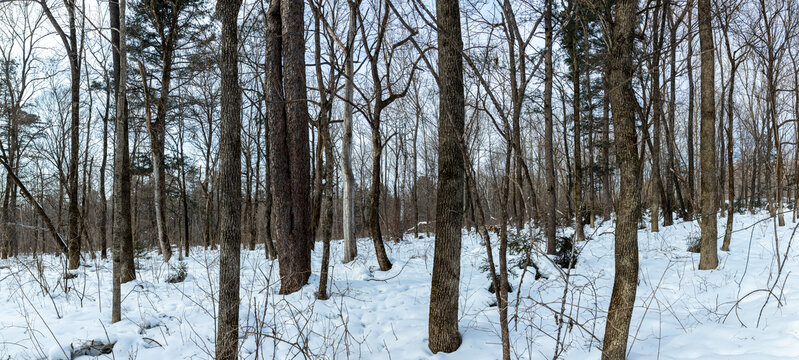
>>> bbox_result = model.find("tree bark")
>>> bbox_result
[215,0,242,356]
[686,5,696,220]
[342,0,359,263]
[698,0,718,270]
[602,0,641,357]
[428,0,465,353]
[266,0,312,294]
[544,0,557,255]
[111,0,134,323]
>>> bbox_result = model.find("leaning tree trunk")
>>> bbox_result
[602,0,641,358]
[369,116,392,271]
[722,61,737,251]
[698,0,718,270]
[428,0,465,352]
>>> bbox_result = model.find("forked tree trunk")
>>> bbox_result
[266,0,312,294]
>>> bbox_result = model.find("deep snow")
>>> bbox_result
[1,211,798,359]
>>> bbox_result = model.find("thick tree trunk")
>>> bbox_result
[698,0,718,270]
[602,0,641,358]
[215,0,242,356]
[428,0,465,353]
[267,0,312,294]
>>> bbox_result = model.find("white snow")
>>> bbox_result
[0,211,798,359]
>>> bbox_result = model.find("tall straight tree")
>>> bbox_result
[720,2,746,251]
[649,0,665,232]
[266,0,312,294]
[602,0,641,357]
[111,0,133,323]
[686,3,696,219]
[111,0,136,284]
[544,0,556,254]
[38,0,82,269]
[565,0,585,242]
[341,0,360,264]
[429,0,465,353]
[698,0,718,270]
[214,0,242,356]
[129,0,209,263]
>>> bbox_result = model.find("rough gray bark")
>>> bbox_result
[601,0,641,357]
[214,0,242,356]
[698,0,718,270]
[266,0,312,294]
[428,0,465,353]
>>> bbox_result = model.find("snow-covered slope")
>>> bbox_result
[1,212,798,359]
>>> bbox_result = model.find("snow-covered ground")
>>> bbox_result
[1,211,799,359]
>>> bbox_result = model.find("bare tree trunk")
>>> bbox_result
[686,5,696,220]
[178,108,190,259]
[100,70,110,259]
[369,120,392,271]
[341,0,359,263]
[111,0,133,323]
[544,0,557,255]
[650,0,665,233]
[722,62,736,251]
[215,0,242,356]
[40,0,83,269]
[263,116,275,259]
[601,67,612,220]
[570,1,584,242]
[267,0,312,294]
[698,0,718,270]
[602,0,641,357]
[428,0,465,353]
